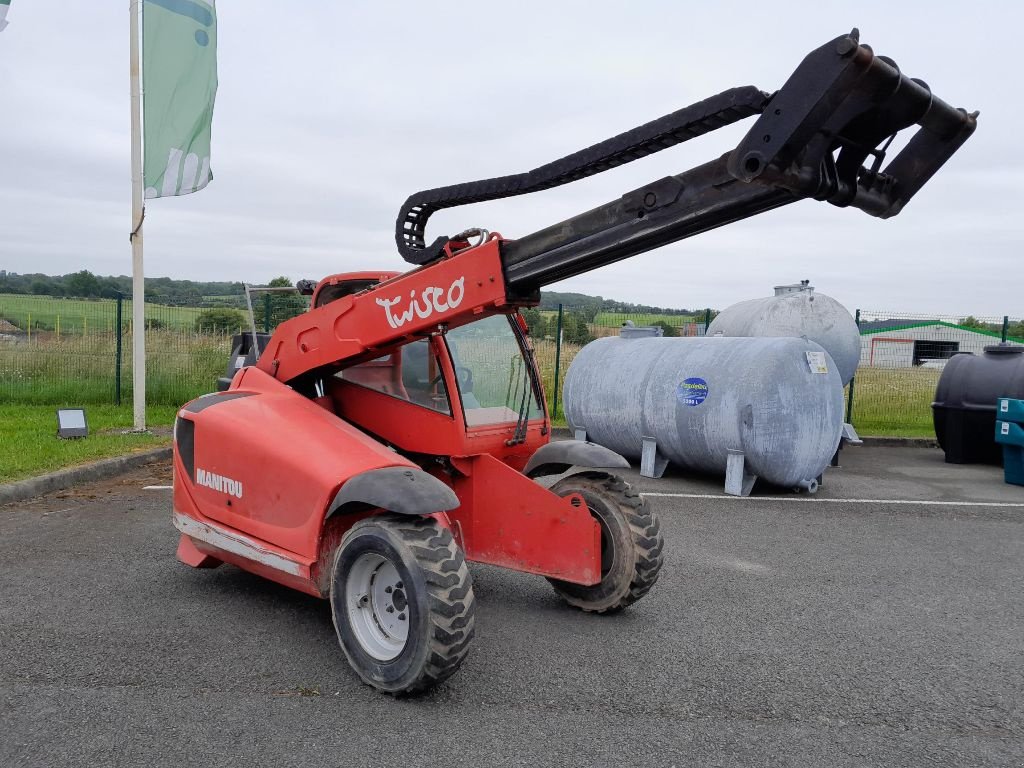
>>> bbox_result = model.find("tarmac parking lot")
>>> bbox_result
[1,445,1022,767]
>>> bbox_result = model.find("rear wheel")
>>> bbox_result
[546,474,664,613]
[329,514,475,694]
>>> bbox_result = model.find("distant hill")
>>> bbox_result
[0,270,700,314]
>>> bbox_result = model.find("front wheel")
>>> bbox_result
[546,474,664,613]
[329,514,475,694]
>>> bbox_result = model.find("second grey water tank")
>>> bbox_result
[564,335,844,491]
[707,281,861,386]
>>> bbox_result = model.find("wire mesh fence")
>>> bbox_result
[848,310,1024,436]
[1,293,124,404]
[3,290,1021,439]
[0,291,308,406]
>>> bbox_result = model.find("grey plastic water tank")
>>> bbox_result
[707,281,860,386]
[564,334,844,493]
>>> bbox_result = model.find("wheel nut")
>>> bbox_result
[384,586,393,594]
[395,581,403,589]
[386,606,394,613]
[398,613,406,621]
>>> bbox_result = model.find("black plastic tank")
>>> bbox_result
[932,344,1024,464]
[216,332,270,391]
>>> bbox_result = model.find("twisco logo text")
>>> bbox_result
[375,277,465,329]
[195,468,243,499]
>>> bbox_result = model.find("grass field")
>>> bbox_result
[0,337,938,484]
[2,323,938,451]
[845,366,941,438]
[0,293,215,333]
[592,311,699,327]
[1,330,231,405]
[2,331,941,435]
[0,404,178,483]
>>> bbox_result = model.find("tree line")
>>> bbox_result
[0,269,243,306]
[538,290,702,321]
[520,307,688,344]
[960,315,1024,340]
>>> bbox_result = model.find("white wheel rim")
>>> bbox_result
[345,552,410,661]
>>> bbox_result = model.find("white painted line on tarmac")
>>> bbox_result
[143,485,172,490]
[642,493,1024,508]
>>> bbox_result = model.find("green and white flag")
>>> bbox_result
[0,0,12,33]
[143,0,218,198]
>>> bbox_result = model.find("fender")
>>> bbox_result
[523,439,630,478]
[326,467,459,518]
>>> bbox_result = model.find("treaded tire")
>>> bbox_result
[330,513,475,694]
[546,474,664,613]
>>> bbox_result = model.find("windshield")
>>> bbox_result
[444,315,544,428]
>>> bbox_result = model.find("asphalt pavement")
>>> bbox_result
[1,446,1022,767]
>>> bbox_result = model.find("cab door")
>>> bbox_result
[329,336,466,455]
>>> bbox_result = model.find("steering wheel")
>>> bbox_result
[455,366,473,390]
[426,367,472,390]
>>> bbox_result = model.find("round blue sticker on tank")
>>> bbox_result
[677,377,708,406]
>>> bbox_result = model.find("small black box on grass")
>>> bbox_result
[56,409,88,439]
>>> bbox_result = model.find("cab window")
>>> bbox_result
[339,338,452,415]
[444,315,544,427]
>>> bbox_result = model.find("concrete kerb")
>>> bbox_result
[0,447,172,507]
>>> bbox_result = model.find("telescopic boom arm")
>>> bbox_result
[258,29,976,387]
[397,29,977,291]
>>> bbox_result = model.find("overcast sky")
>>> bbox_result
[0,2,1020,316]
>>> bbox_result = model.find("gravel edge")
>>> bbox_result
[0,447,173,506]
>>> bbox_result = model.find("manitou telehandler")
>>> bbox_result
[172,30,976,693]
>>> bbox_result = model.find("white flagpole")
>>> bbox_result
[129,0,146,430]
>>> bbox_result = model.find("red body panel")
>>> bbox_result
[446,454,601,584]
[172,236,604,596]
[176,366,420,560]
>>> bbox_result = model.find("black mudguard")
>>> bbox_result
[523,439,630,478]
[327,467,459,519]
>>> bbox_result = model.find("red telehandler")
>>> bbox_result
[172,30,976,693]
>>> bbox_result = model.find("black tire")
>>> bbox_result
[329,514,475,694]
[546,474,664,613]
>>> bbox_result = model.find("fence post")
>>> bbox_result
[1002,315,1009,343]
[845,308,860,424]
[552,304,564,420]
[115,293,124,406]
[263,293,272,333]
[704,308,711,335]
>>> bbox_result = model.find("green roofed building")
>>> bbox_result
[859,319,1024,369]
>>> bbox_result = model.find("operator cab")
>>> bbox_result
[329,311,547,461]
[223,270,548,463]
[306,274,545,440]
